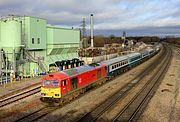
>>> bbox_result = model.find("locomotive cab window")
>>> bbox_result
[43,80,51,86]
[52,80,59,87]
[61,80,67,86]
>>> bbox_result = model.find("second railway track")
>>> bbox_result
[14,106,59,122]
[0,84,41,108]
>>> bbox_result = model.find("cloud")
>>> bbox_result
[0,0,180,36]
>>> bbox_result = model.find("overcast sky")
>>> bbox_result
[0,0,180,36]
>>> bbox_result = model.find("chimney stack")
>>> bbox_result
[90,14,94,48]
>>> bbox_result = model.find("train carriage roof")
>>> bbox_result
[148,48,154,52]
[139,48,154,54]
[100,55,128,66]
[101,52,142,66]
[126,52,141,58]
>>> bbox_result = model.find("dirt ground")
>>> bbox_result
[139,46,180,122]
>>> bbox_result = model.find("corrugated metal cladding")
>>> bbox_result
[46,26,80,55]
[0,16,80,76]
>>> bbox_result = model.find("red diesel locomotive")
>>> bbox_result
[41,63,106,103]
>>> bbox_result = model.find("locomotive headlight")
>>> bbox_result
[41,93,46,96]
[55,94,59,96]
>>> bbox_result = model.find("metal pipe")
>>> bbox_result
[13,49,16,73]
[0,49,2,76]
[90,14,94,48]
[0,49,2,85]
[5,52,8,84]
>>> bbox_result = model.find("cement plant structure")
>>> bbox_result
[0,15,80,77]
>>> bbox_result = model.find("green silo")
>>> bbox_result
[0,19,21,60]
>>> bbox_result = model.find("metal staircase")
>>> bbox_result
[24,50,46,72]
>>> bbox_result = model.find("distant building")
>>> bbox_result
[0,15,80,76]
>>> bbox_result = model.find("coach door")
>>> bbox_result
[71,77,78,90]
[97,69,101,79]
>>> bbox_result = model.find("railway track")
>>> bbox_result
[14,106,59,122]
[112,45,172,121]
[75,44,171,122]
[0,84,41,108]
[176,46,180,55]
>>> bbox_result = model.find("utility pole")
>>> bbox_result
[81,17,86,48]
[81,17,86,39]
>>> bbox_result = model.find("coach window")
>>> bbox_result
[112,66,114,69]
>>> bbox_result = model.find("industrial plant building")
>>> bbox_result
[0,16,80,77]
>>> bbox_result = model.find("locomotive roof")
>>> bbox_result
[100,55,128,66]
[42,71,67,80]
[62,63,102,77]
